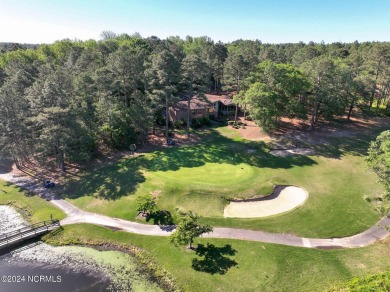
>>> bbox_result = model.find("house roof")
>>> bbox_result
[205,94,236,106]
[171,93,236,111]
[172,97,211,111]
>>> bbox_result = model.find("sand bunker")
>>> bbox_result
[224,186,308,218]
[269,148,315,157]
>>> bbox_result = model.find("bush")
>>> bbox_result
[202,117,211,126]
[190,117,212,129]
[136,194,157,215]
[173,119,184,128]
[155,112,165,126]
[191,118,203,129]
[330,271,390,291]
[364,195,373,202]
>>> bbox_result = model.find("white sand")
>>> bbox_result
[269,148,315,157]
[224,186,308,218]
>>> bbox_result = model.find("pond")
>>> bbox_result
[0,254,110,292]
[0,206,162,292]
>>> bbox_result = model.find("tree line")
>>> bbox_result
[0,32,389,170]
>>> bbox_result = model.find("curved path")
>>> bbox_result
[1,172,389,249]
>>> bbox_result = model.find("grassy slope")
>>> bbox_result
[62,125,385,238]
[0,179,66,222]
[45,223,390,292]
[65,124,386,237]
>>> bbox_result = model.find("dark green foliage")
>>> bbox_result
[136,194,157,215]
[181,53,210,137]
[169,211,212,249]
[146,48,181,140]
[331,271,390,291]
[0,36,389,169]
[191,118,203,129]
[244,61,309,132]
[0,60,36,159]
[366,130,390,202]
[202,116,211,126]
[190,117,211,129]
[173,119,185,128]
[302,57,349,129]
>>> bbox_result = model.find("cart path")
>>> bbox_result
[55,197,390,249]
[1,173,389,249]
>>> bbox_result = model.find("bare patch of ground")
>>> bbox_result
[224,186,308,218]
[150,190,161,198]
[140,129,201,152]
[269,148,316,157]
[272,115,390,147]
[225,114,390,146]
[227,118,272,141]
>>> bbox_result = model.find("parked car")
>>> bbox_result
[43,180,55,188]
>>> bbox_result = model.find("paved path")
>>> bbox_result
[1,171,389,249]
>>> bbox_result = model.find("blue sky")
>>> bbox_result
[0,0,389,44]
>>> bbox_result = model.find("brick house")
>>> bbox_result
[205,94,238,117]
[169,94,239,122]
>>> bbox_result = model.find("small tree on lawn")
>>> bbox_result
[136,194,157,216]
[169,211,212,249]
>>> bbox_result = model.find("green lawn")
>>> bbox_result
[44,223,390,292]
[0,179,66,222]
[62,125,387,238]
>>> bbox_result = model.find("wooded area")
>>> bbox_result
[0,32,389,170]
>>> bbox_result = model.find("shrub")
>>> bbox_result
[330,271,390,291]
[202,117,211,126]
[136,194,157,215]
[191,118,203,129]
[173,119,184,128]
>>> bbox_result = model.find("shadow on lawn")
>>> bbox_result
[192,243,238,275]
[312,128,389,159]
[62,128,317,200]
[62,156,147,200]
[147,128,317,172]
[146,210,174,225]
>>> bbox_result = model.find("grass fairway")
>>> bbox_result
[45,224,390,292]
[62,126,384,238]
[0,179,66,222]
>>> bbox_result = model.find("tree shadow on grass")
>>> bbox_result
[313,132,383,159]
[146,128,317,172]
[62,156,147,200]
[192,243,238,275]
[61,128,317,201]
[146,210,174,225]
